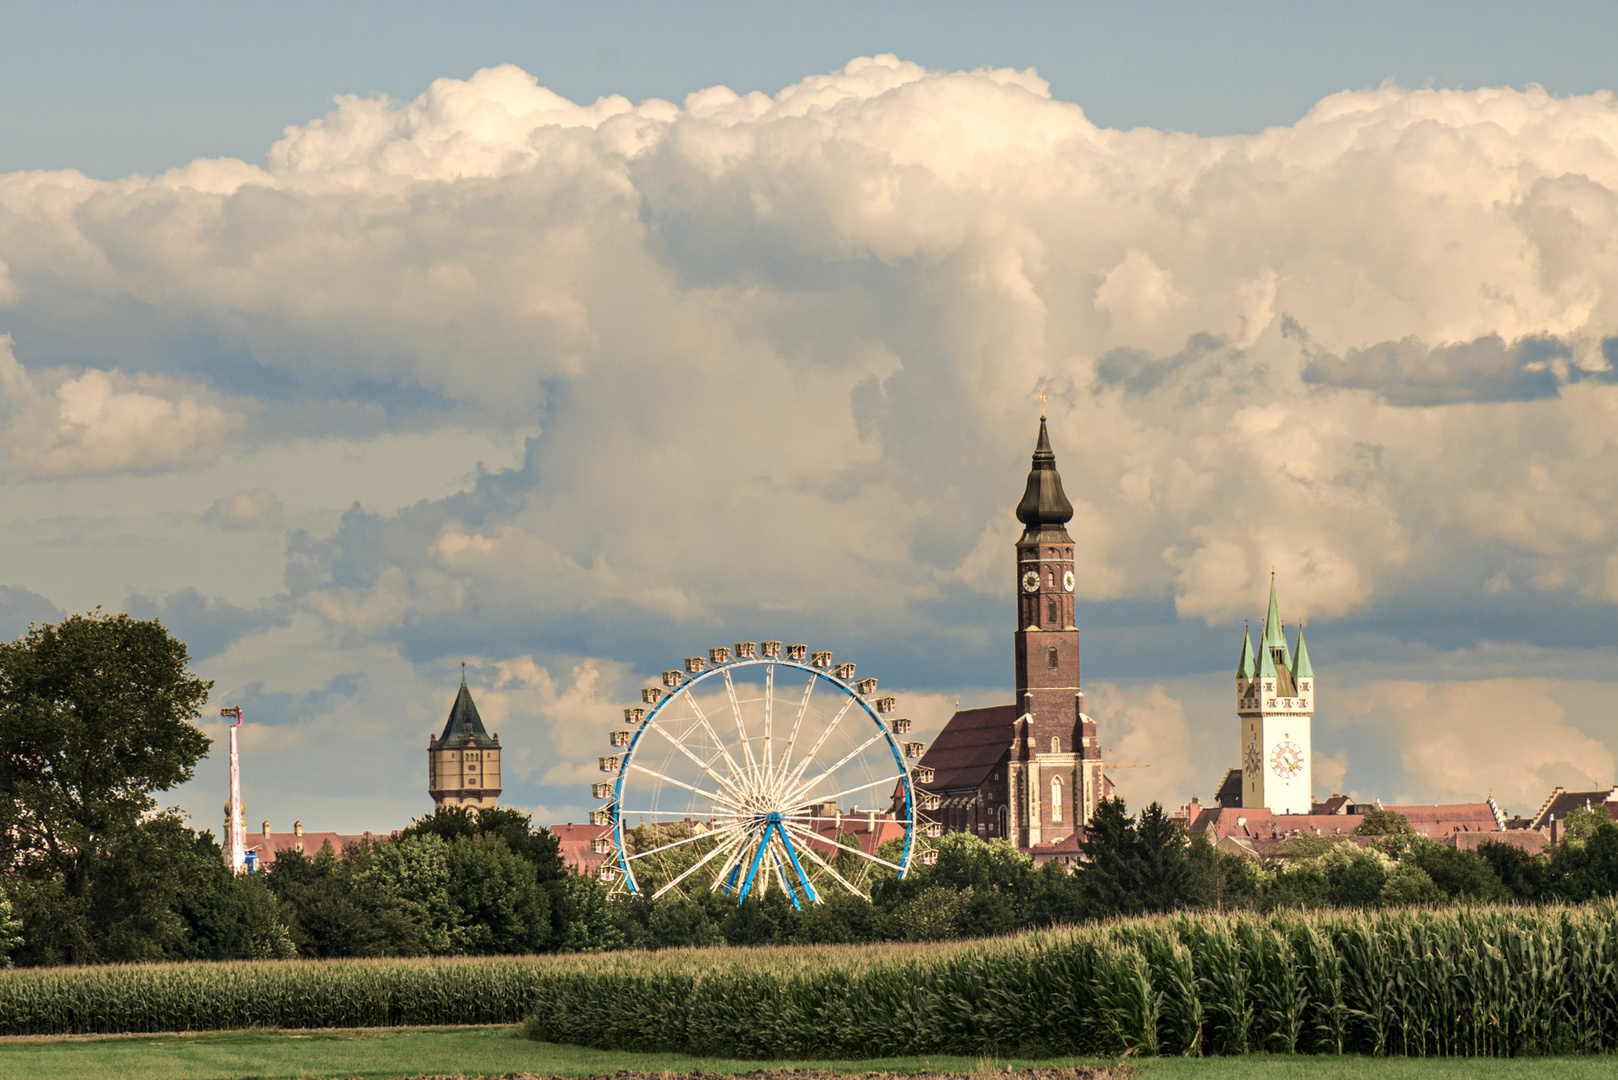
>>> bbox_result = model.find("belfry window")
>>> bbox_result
[1047,645,1059,668]
[1047,598,1058,625]
[1051,736,1061,753]
[1051,775,1063,822]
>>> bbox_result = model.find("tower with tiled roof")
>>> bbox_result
[428,668,502,811]
[1235,575,1313,814]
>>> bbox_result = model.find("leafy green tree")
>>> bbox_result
[1401,838,1510,902]
[0,612,212,964]
[647,895,724,948]
[1380,862,1445,905]
[1477,839,1552,901]
[1353,808,1414,836]
[1561,805,1614,843]
[555,873,625,952]
[266,840,425,957]
[399,805,563,880]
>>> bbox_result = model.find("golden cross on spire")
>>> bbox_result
[1036,389,1049,419]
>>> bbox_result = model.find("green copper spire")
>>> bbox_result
[1236,626,1256,678]
[1256,573,1291,676]
[1292,625,1314,679]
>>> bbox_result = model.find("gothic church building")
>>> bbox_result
[912,415,1110,855]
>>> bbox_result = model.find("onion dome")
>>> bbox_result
[1015,416,1075,530]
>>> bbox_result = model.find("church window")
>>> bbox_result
[998,806,1007,836]
[1048,569,1055,587]
[1047,598,1058,624]
[1047,646,1059,668]
[1051,736,1061,753]
[1052,775,1063,822]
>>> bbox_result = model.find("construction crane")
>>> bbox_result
[221,706,246,874]
[1103,749,1151,771]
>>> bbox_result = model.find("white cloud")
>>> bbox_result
[203,487,283,531]
[7,59,1618,824]
[0,336,239,478]
[1347,678,1616,809]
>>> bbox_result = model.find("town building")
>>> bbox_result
[428,670,502,811]
[911,414,1109,855]
[1527,784,1618,834]
[247,819,390,868]
[1234,576,1314,814]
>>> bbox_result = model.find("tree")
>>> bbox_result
[399,805,563,881]
[1353,808,1414,836]
[1561,805,1614,844]
[0,612,212,964]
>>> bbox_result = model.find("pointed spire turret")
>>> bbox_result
[1292,625,1313,679]
[1257,572,1291,676]
[439,677,496,748]
[1236,626,1256,678]
[1016,416,1075,535]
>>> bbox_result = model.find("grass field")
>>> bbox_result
[0,1028,1610,1080]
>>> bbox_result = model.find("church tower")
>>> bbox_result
[1008,412,1103,847]
[1235,575,1314,814]
[428,669,502,811]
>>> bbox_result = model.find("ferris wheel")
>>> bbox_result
[589,641,936,905]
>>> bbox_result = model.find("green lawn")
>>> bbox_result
[0,1027,1608,1080]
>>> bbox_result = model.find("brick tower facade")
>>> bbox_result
[1007,414,1104,846]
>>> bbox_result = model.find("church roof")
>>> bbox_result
[914,704,1017,792]
[437,675,497,748]
[1015,416,1074,537]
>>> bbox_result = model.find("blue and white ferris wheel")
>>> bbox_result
[590,641,937,905]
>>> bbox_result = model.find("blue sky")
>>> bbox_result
[0,3,1615,834]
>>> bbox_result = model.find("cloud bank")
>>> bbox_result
[1,56,1617,824]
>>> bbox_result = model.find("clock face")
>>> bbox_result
[1243,742,1262,777]
[1270,740,1304,779]
[1022,570,1040,593]
[1063,570,1075,592]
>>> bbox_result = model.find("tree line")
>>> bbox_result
[0,612,1613,965]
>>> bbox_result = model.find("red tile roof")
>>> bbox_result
[915,704,1016,792]
[1190,803,1506,844]
[549,822,615,876]
[250,830,390,867]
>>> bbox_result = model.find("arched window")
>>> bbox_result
[1048,569,1056,587]
[1047,646,1059,669]
[1047,598,1058,624]
[1051,736,1061,753]
[1051,775,1064,822]
[998,805,1007,837]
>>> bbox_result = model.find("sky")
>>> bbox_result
[2,3,1617,834]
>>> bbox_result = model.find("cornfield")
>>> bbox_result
[0,903,1614,1058]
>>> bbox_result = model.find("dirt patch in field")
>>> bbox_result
[410,1069,1137,1080]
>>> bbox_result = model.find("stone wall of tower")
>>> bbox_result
[428,741,502,810]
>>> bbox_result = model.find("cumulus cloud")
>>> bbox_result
[7,57,1618,818]
[203,487,283,531]
[1347,678,1616,808]
[0,336,239,477]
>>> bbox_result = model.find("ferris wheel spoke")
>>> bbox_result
[783,827,870,899]
[628,761,745,810]
[650,827,749,900]
[721,668,760,776]
[784,812,916,826]
[785,728,889,806]
[772,672,818,787]
[681,692,747,781]
[779,694,857,791]
[708,829,758,896]
[624,823,741,863]
[762,663,775,776]
[782,819,902,871]
[790,770,907,810]
[618,808,741,820]
[645,716,744,797]
[773,824,819,903]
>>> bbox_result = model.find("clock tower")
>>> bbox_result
[1008,412,1103,847]
[1235,575,1314,814]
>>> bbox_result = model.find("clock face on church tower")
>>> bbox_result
[1063,570,1075,592]
[1022,570,1040,593]
[1270,740,1304,779]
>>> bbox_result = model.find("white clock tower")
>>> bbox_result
[1235,575,1314,814]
